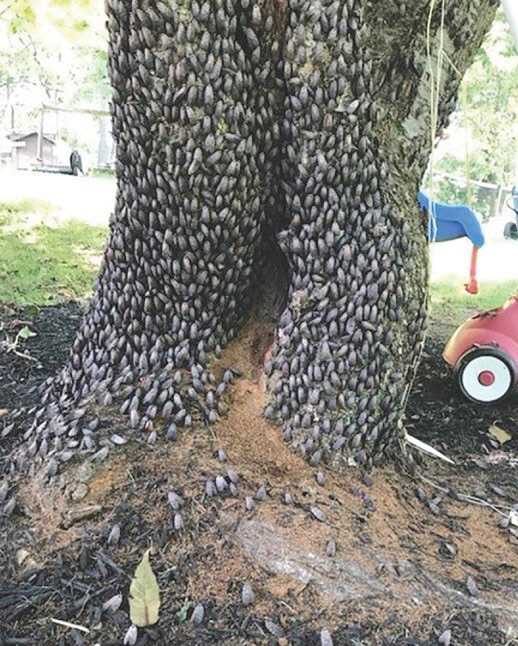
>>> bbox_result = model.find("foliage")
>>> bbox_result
[18,325,36,340]
[430,155,497,221]
[90,167,116,178]
[426,9,518,216]
[3,0,105,41]
[72,47,111,104]
[0,0,110,157]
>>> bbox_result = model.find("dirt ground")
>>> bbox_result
[1,302,518,646]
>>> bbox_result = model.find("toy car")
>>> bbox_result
[441,0,518,404]
[444,296,518,403]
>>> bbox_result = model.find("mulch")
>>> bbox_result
[408,335,518,460]
[0,302,517,646]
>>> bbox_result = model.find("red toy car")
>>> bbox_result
[444,296,518,403]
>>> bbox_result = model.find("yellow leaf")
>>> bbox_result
[489,423,512,444]
[129,549,160,627]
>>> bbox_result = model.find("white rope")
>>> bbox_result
[400,0,447,420]
[425,0,446,229]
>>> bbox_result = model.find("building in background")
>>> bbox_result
[1,84,115,172]
[9,131,56,169]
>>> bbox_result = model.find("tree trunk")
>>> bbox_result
[9,0,497,476]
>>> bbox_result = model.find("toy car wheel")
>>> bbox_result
[455,348,516,404]
[504,222,518,240]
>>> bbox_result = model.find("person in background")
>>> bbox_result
[70,149,85,176]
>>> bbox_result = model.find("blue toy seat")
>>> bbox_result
[418,191,485,248]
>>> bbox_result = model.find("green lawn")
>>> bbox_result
[0,198,108,305]
[430,277,517,328]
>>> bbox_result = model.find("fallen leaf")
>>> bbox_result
[18,325,36,340]
[441,541,456,557]
[3,497,15,515]
[129,549,160,627]
[488,424,511,444]
[428,501,441,515]
[167,491,182,510]
[0,482,9,502]
[176,601,189,622]
[326,539,336,557]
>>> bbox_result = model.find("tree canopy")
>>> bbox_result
[0,0,110,156]
[427,9,518,215]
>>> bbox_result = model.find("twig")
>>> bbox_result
[0,3,12,19]
[405,433,455,464]
[418,473,509,517]
[279,599,297,615]
[9,348,39,363]
[1,327,39,362]
[5,319,33,331]
[49,618,90,633]
[97,550,132,581]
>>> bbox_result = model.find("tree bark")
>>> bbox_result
[9,0,497,476]
[264,0,498,468]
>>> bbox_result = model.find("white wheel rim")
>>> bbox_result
[461,355,512,402]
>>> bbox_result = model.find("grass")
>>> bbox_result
[90,168,116,179]
[430,277,518,327]
[0,198,107,305]
[0,198,52,217]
